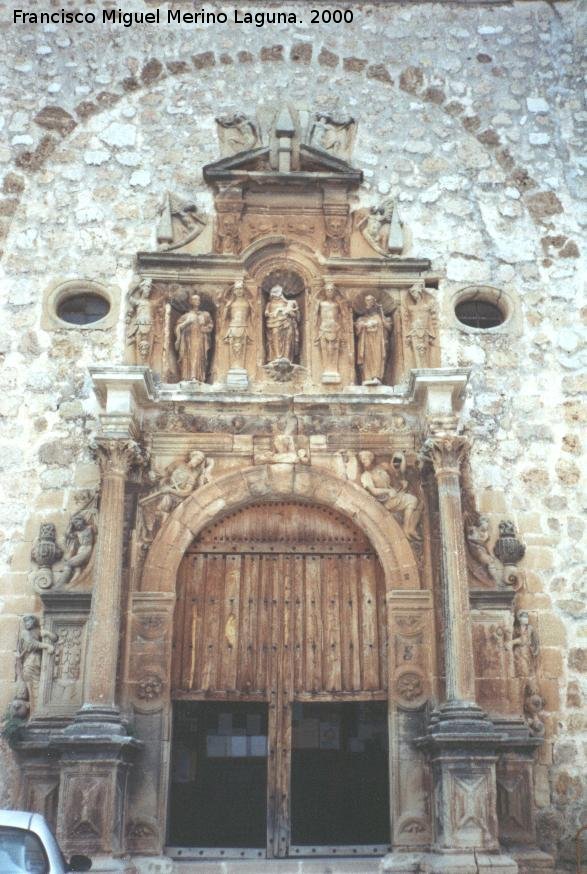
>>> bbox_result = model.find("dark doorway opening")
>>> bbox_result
[290,701,390,848]
[168,701,268,849]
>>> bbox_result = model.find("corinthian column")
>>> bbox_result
[422,433,491,730]
[79,436,144,722]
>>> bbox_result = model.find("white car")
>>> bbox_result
[0,811,91,874]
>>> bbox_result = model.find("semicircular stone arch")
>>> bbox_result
[140,463,421,595]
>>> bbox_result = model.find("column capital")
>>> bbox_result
[93,436,146,478]
[421,433,469,476]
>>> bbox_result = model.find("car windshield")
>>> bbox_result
[0,828,48,874]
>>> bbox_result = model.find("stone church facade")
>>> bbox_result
[0,3,584,873]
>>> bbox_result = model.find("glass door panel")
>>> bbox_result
[168,701,268,850]
[290,701,390,850]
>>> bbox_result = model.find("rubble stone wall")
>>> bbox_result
[0,1,584,867]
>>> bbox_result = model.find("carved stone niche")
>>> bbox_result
[37,591,91,718]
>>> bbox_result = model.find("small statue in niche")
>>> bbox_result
[156,194,207,251]
[523,681,546,737]
[260,415,308,464]
[465,515,506,588]
[215,112,260,156]
[30,523,63,590]
[314,282,346,383]
[126,277,154,363]
[405,280,437,369]
[357,197,404,256]
[308,112,356,160]
[221,280,253,372]
[54,491,98,588]
[175,293,214,382]
[265,285,300,364]
[512,611,539,678]
[354,294,393,385]
[15,614,57,714]
[358,450,422,542]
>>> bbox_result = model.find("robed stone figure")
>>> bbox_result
[354,294,392,385]
[264,285,300,363]
[175,292,214,382]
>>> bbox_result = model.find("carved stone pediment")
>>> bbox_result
[203,143,363,183]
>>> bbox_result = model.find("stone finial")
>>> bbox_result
[494,520,526,586]
[30,522,63,590]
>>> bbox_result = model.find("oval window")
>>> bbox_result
[57,292,110,325]
[455,299,504,330]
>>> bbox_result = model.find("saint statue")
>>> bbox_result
[264,285,300,363]
[358,451,422,541]
[512,611,539,678]
[15,614,57,713]
[126,277,154,363]
[405,280,437,368]
[314,282,345,381]
[222,280,252,371]
[175,293,214,382]
[354,294,393,385]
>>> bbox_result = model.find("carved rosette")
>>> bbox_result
[93,437,146,479]
[394,668,427,708]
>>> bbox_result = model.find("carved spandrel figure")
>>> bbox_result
[126,277,154,364]
[265,285,300,363]
[314,282,345,382]
[354,295,393,385]
[405,280,437,368]
[139,450,214,545]
[215,112,260,156]
[175,293,214,382]
[512,611,539,678]
[15,614,57,714]
[222,280,252,372]
[358,450,422,541]
[465,516,506,588]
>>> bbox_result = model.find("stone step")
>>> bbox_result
[132,858,383,874]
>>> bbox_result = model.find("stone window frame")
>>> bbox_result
[448,285,521,337]
[41,278,120,331]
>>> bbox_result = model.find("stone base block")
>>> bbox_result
[381,852,518,874]
[509,848,555,873]
[226,369,249,389]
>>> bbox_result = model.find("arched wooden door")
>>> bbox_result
[169,501,389,858]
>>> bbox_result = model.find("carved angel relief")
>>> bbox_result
[215,112,260,156]
[30,491,97,591]
[157,192,207,252]
[356,196,404,256]
[307,112,356,161]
